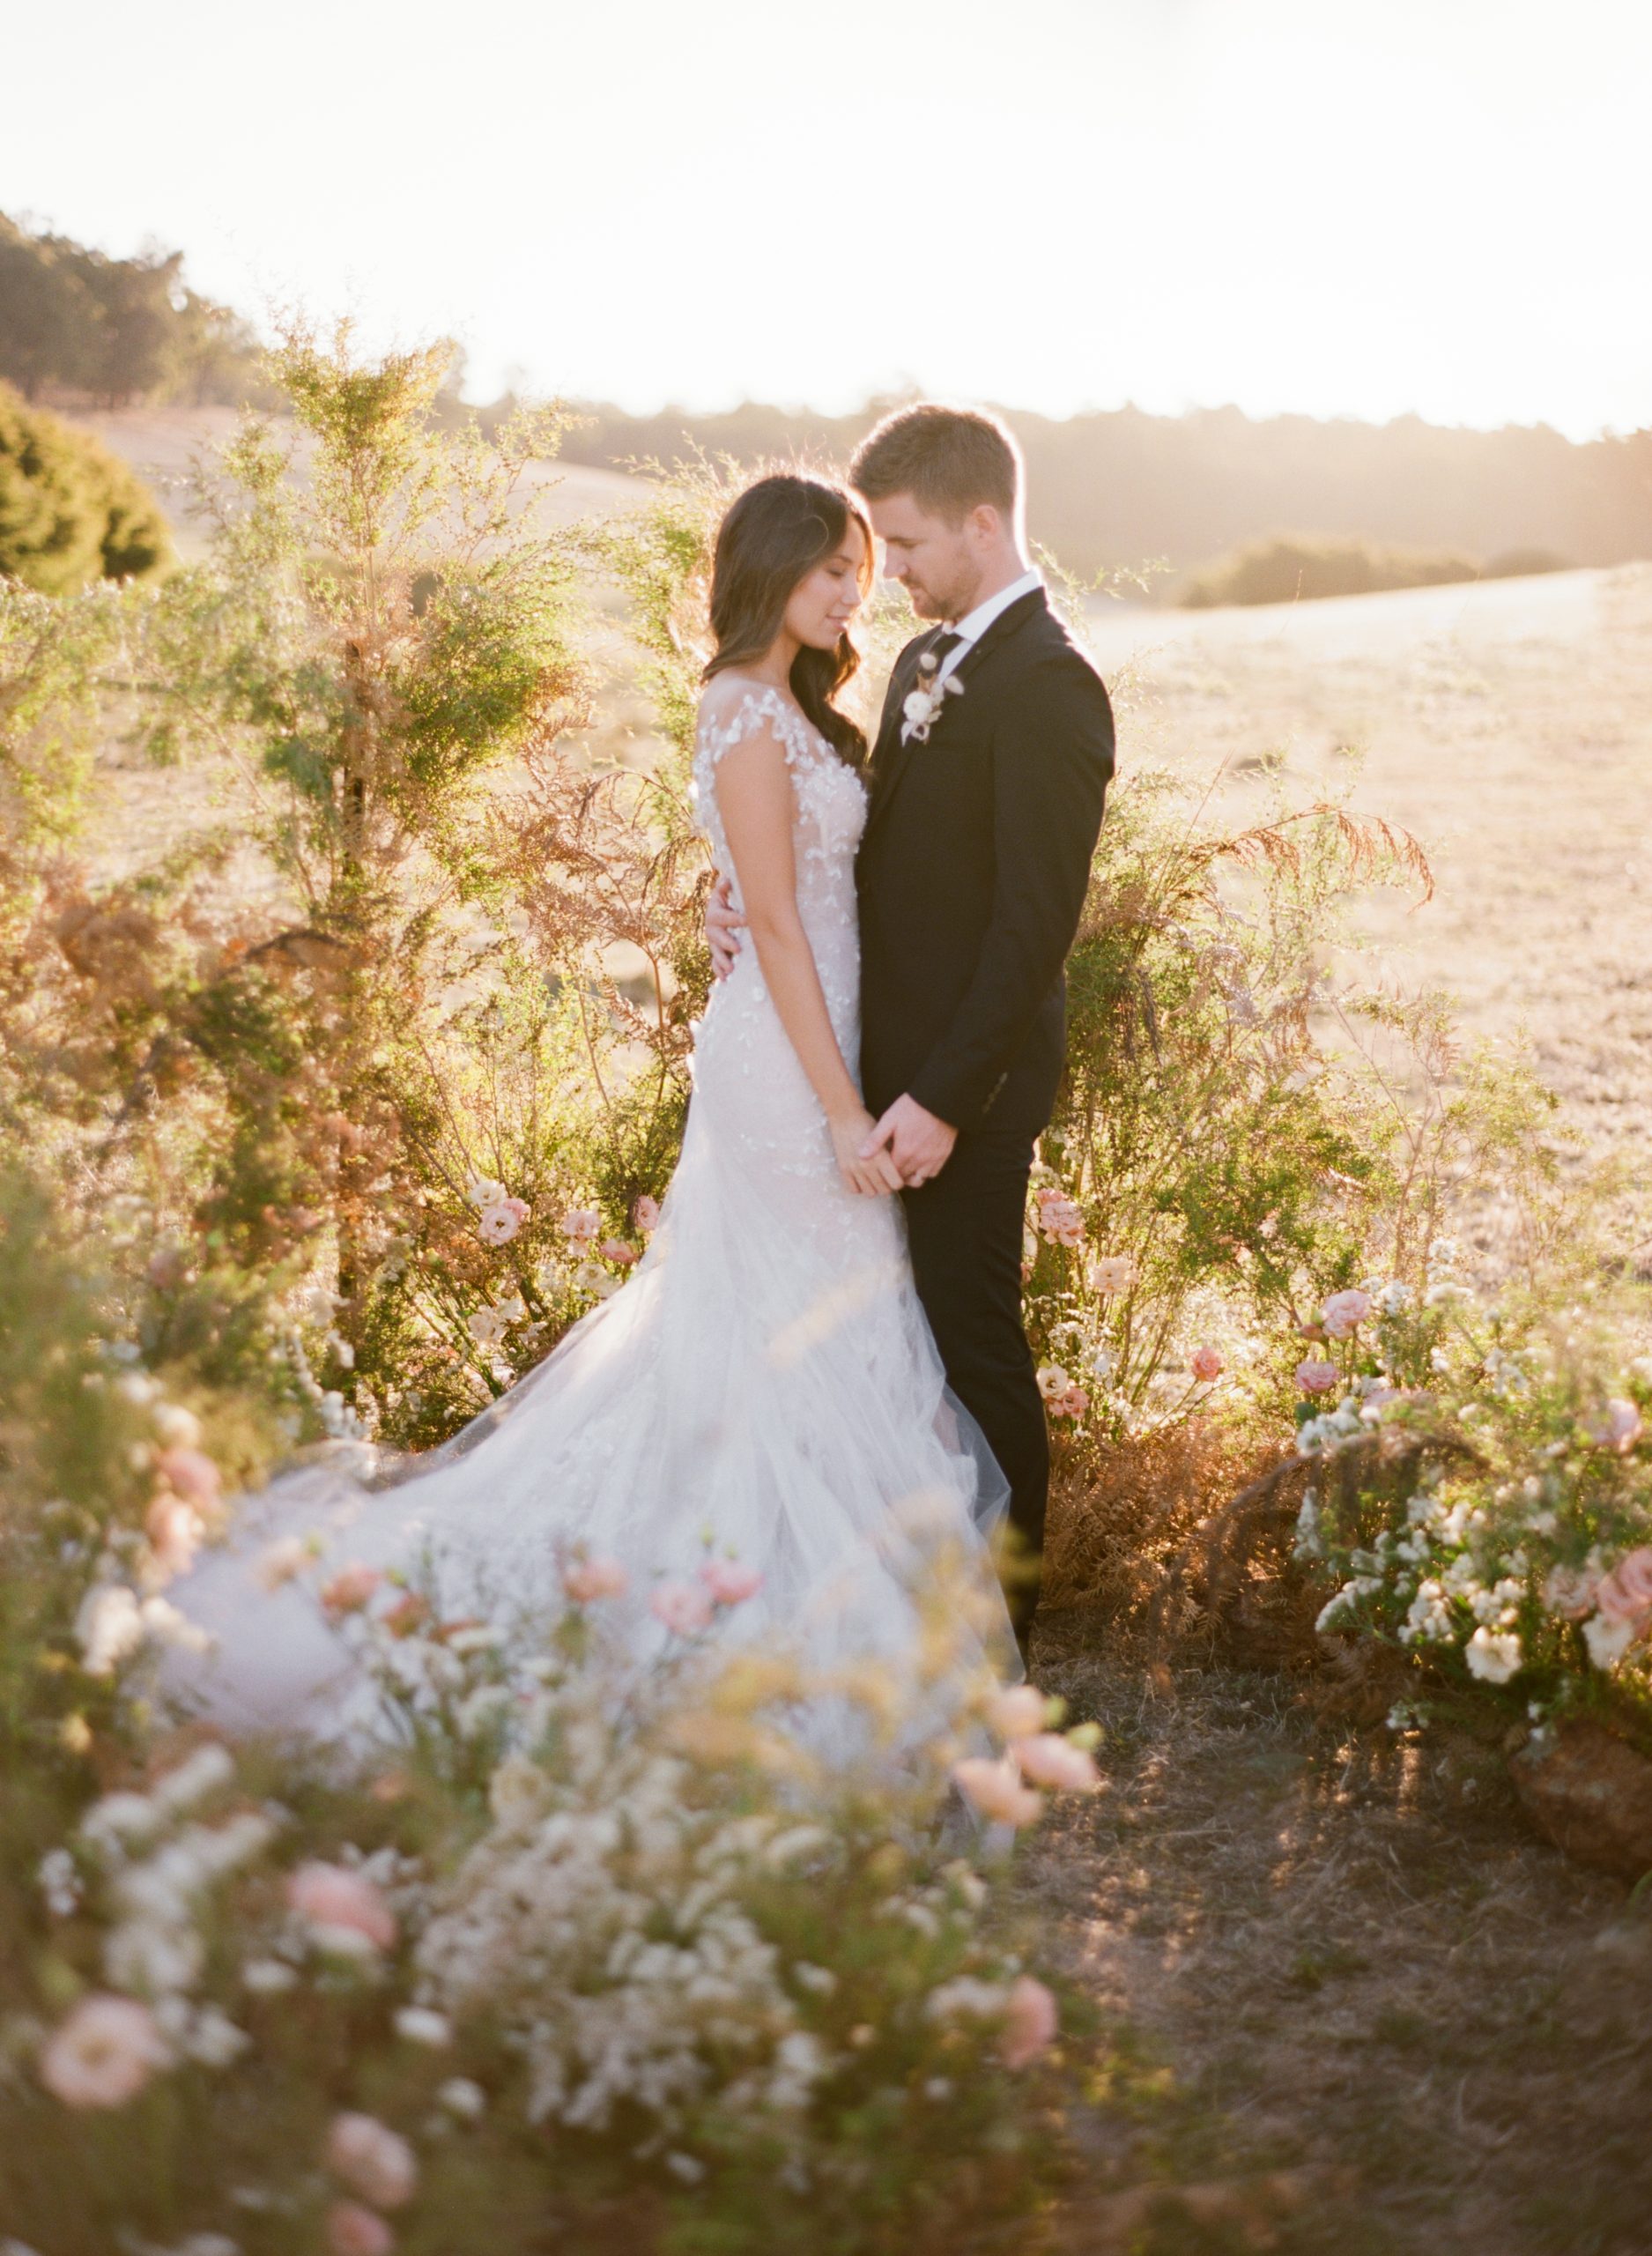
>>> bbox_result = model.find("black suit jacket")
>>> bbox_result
[855,587,1114,1137]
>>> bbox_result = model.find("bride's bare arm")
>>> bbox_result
[713,722,903,1198]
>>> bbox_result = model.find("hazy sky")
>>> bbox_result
[4,0,1648,436]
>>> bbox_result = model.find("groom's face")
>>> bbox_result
[866,493,989,624]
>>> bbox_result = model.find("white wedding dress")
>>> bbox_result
[163,684,1014,1738]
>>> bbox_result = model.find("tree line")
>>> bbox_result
[0,212,267,411]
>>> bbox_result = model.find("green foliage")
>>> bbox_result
[0,382,174,593]
[0,210,268,408]
[1180,533,1482,609]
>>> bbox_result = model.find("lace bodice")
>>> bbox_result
[692,685,867,942]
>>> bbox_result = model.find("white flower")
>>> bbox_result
[38,1848,81,1918]
[76,1584,144,1676]
[183,2006,250,2068]
[1464,1627,1522,1684]
[394,2006,453,2047]
[438,2076,487,2119]
[1582,1611,1637,1670]
[242,1957,300,1993]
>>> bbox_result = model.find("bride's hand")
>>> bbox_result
[831,1108,905,1198]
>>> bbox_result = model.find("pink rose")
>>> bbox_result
[989,1685,1048,1740]
[327,2111,417,2208]
[1190,1345,1224,1383]
[287,1862,397,1952]
[597,1238,639,1268]
[39,1993,169,2109]
[1594,1547,1652,1627]
[1000,1974,1058,2070]
[1296,1358,1340,1395]
[144,1493,204,1580]
[1321,1289,1374,1340]
[321,1563,383,1616]
[1590,1399,1645,1455]
[952,1755,1043,1828]
[559,1208,602,1244]
[1012,1733,1101,1792]
[699,1558,763,1606]
[154,1445,221,1509]
[633,1195,662,1235]
[1543,1562,1600,1621]
[563,1555,629,1604]
[478,1198,528,1246]
[650,1581,714,1637]
[326,2203,394,2256]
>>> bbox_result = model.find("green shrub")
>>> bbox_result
[0,382,173,592]
[1180,533,1480,608]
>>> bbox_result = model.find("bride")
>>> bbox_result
[164,473,1016,1736]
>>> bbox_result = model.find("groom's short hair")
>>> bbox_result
[850,403,1021,524]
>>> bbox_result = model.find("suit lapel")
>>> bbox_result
[862,589,1048,845]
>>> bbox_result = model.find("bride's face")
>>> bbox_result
[782,517,869,652]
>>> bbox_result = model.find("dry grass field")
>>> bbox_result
[1025,566,1652,2254]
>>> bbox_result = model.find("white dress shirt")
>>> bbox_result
[934,568,1044,688]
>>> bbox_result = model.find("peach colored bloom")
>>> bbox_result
[1000,1974,1058,2069]
[1087,1256,1137,1296]
[326,2202,394,2256]
[144,1493,204,1579]
[1542,1562,1600,1621]
[562,1555,629,1604]
[559,1207,602,1244]
[1590,1399,1646,1455]
[1595,1547,1652,1627]
[287,1862,396,1952]
[1034,1191,1086,1248]
[650,1582,714,1637]
[699,1558,762,1606]
[327,2112,417,2208]
[1321,1289,1374,1340]
[154,1445,221,1509]
[1012,1733,1101,1792]
[633,1194,662,1234]
[989,1684,1048,1740]
[1296,1358,1340,1395]
[478,1198,529,1246]
[1190,1345,1224,1383]
[1055,1386,1089,1421]
[382,1592,431,1637]
[952,1755,1043,1828]
[597,1237,639,1268]
[39,1993,169,2108]
[320,1563,383,1616]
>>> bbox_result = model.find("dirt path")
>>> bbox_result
[1023,565,1652,2253]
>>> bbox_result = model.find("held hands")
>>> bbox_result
[832,1107,907,1198]
[861,1095,959,1189]
[706,876,747,980]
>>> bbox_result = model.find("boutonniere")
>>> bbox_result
[900,649,966,745]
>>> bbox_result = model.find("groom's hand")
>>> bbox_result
[861,1095,958,1187]
[705,876,747,980]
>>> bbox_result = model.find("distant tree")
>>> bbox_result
[0,218,94,401]
[0,384,174,594]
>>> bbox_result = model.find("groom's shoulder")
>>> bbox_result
[1004,599,1110,701]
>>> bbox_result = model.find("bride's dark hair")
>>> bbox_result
[703,472,873,768]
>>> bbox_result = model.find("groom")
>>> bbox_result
[711,404,1114,1648]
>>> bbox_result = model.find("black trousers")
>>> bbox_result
[900,1130,1048,1610]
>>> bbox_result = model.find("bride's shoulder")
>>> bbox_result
[696,677,811,764]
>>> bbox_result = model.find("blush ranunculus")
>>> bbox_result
[649,1581,714,1637]
[1594,1547,1652,1626]
[39,1993,169,2108]
[1012,1733,1101,1792]
[478,1198,528,1246]
[1190,1344,1225,1383]
[633,1195,662,1234]
[559,1207,602,1245]
[287,1861,397,1952]
[562,1555,629,1604]
[1321,1289,1374,1340]
[952,1755,1043,1828]
[326,2111,417,2208]
[1087,1256,1137,1296]
[1000,1974,1059,2069]
[154,1445,222,1509]
[699,1558,763,1606]
[1590,1399,1646,1455]
[1295,1358,1340,1395]
[325,2202,394,2256]
[320,1562,383,1616]
[144,1493,204,1580]
[989,1684,1048,1741]
[597,1238,639,1268]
